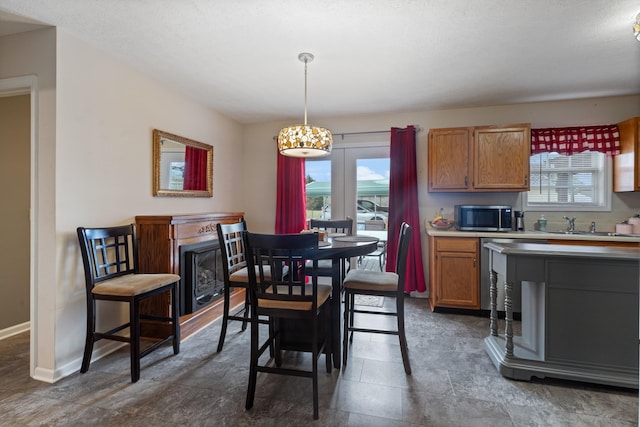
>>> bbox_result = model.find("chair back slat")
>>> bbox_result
[77,225,138,288]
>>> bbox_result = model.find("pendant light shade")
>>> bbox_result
[278,53,332,158]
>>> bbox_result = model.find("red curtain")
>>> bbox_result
[183,146,208,190]
[531,125,620,156]
[386,126,426,293]
[275,151,307,234]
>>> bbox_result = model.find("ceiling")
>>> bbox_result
[0,1,639,125]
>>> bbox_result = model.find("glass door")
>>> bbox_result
[305,145,389,231]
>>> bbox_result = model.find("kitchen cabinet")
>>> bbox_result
[613,117,640,192]
[428,124,530,192]
[428,236,480,311]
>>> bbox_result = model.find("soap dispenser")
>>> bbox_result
[537,215,547,231]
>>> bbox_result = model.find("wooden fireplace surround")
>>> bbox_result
[136,212,244,341]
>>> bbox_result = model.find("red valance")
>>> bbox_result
[531,125,620,156]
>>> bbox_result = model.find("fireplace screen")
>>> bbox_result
[181,241,224,315]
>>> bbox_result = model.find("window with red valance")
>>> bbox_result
[527,124,619,211]
[530,125,620,156]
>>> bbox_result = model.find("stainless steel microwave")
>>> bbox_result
[454,205,512,232]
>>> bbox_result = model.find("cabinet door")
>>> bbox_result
[428,128,472,191]
[434,250,479,308]
[613,117,640,192]
[473,125,530,191]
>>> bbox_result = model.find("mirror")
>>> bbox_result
[153,129,213,197]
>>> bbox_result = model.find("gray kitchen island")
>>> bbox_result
[484,241,640,388]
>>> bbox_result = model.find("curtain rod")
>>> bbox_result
[333,126,420,139]
[272,126,420,140]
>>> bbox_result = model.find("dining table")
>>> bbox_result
[310,234,380,369]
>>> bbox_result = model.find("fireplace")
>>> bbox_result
[180,240,224,315]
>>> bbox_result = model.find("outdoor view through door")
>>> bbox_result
[305,157,390,231]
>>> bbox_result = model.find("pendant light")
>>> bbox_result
[277,53,333,157]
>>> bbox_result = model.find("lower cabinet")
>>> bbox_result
[429,236,480,311]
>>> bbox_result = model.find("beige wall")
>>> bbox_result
[243,96,640,293]
[52,30,244,377]
[0,95,30,330]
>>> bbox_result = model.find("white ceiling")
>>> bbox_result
[0,1,639,124]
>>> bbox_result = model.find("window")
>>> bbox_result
[525,151,611,211]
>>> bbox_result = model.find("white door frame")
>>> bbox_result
[0,75,39,377]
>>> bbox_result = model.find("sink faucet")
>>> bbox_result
[562,216,576,232]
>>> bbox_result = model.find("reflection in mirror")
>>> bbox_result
[153,129,213,197]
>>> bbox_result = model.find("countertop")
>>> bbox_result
[484,241,640,260]
[424,225,640,243]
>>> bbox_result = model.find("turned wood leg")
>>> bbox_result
[504,280,514,357]
[489,269,498,337]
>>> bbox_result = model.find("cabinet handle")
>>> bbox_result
[524,175,528,186]
[473,257,476,267]
[465,176,468,187]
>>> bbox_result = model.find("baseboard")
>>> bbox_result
[0,321,30,340]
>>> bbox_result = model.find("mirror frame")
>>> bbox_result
[153,129,213,197]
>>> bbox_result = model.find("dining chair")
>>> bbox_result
[76,224,180,383]
[342,222,413,374]
[306,218,354,279]
[243,231,332,420]
[361,220,388,270]
[216,220,283,353]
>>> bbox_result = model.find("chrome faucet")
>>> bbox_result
[562,216,576,232]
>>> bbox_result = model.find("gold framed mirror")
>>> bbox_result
[153,129,213,197]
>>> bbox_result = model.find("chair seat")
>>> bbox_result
[259,284,332,311]
[343,269,398,292]
[229,265,287,283]
[92,273,180,297]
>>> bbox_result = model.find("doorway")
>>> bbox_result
[0,94,30,335]
[0,75,37,379]
[305,144,390,230]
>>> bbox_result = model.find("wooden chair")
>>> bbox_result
[307,218,354,279]
[216,221,283,352]
[244,231,332,420]
[76,224,180,383]
[342,222,412,374]
[215,221,250,352]
[361,220,388,270]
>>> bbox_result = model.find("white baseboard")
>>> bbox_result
[0,321,30,340]
[32,340,126,384]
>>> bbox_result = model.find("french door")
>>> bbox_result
[306,144,389,231]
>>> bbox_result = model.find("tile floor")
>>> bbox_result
[0,297,637,426]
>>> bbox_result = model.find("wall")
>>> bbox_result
[0,95,30,330]
[242,95,640,292]
[52,30,244,378]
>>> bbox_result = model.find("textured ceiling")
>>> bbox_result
[0,0,639,124]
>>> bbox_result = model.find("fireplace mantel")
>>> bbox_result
[136,212,244,340]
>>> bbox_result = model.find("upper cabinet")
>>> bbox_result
[613,117,640,192]
[428,124,531,192]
